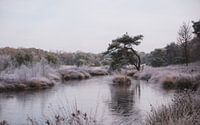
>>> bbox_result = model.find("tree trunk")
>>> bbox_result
[129,48,141,71]
[184,41,189,66]
[135,54,141,71]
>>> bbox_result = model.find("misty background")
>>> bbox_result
[0,0,200,53]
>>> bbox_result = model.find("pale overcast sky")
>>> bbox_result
[0,0,199,53]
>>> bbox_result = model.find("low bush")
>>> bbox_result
[175,77,193,90]
[146,90,200,125]
[112,75,131,86]
[160,74,200,91]
[162,81,175,90]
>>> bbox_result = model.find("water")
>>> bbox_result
[0,76,174,125]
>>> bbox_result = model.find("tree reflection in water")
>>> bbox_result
[109,80,141,115]
[108,80,142,124]
[135,80,141,99]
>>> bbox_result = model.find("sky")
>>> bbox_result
[0,0,200,53]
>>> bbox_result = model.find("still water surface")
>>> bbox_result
[0,76,173,125]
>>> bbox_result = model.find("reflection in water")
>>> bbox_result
[0,89,55,124]
[135,80,141,99]
[108,80,143,124]
[15,90,51,118]
[109,85,135,116]
[0,76,173,125]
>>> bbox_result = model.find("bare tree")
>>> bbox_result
[177,22,192,66]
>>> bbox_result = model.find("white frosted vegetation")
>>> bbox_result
[0,61,59,91]
[85,67,109,76]
[0,53,109,91]
[59,68,91,80]
[59,66,108,81]
[0,62,58,81]
[112,75,131,87]
[146,90,200,125]
[135,62,200,90]
[0,63,109,91]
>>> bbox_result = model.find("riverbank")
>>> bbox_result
[0,63,109,92]
[134,62,200,90]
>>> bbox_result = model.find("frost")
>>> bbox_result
[0,61,60,83]
[134,62,200,90]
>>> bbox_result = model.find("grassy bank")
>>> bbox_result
[135,62,200,90]
[0,61,58,92]
[0,62,109,92]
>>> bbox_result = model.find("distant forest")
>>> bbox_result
[0,20,199,71]
[141,20,200,67]
[0,47,106,71]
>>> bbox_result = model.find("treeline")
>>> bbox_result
[1,20,199,70]
[142,20,200,67]
[0,47,107,71]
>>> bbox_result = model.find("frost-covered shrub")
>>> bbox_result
[0,77,54,91]
[162,81,175,90]
[146,90,200,125]
[175,76,193,90]
[160,73,177,89]
[87,68,108,76]
[0,60,60,81]
[0,60,58,91]
[59,67,91,81]
[136,62,200,90]
[160,73,200,90]
[159,73,200,90]
[112,75,131,86]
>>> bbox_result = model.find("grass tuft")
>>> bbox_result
[112,75,131,86]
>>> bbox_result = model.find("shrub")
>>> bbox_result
[160,73,200,91]
[12,53,33,66]
[45,54,58,64]
[175,77,193,90]
[161,74,177,89]
[162,81,175,89]
[146,90,200,125]
[88,69,108,76]
[112,75,131,86]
